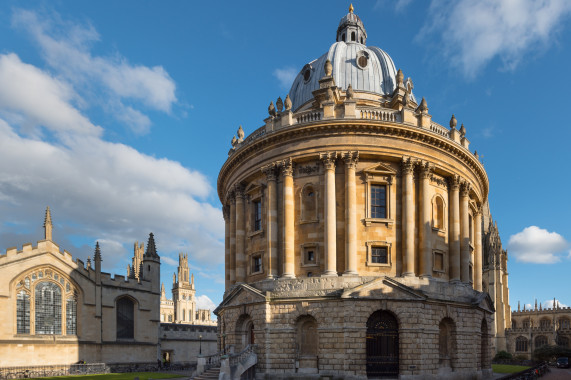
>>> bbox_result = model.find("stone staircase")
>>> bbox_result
[193,367,220,379]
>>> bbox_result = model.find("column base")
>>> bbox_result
[321,271,338,277]
[342,271,358,276]
[420,274,433,280]
[280,274,296,279]
[402,272,416,277]
[266,275,278,280]
[449,278,461,284]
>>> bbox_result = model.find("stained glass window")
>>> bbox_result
[116,297,134,339]
[66,297,77,335]
[35,282,62,335]
[371,185,387,219]
[17,291,30,334]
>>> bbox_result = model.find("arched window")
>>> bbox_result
[535,335,548,348]
[433,196,444,229]
[516,336,528,352]
[366,310,399,378]
[35,282,62,335]
[512,320,517,329]
[301,185,317,222]
[16,291,30,334]
[557,336,569,348]
[360,37,363,44]
[116,297,134,339]
[439,318,456,368]
[297,316,318,356]
[540,319,550,328]
[559,318,570,329]
[351,32,355,41]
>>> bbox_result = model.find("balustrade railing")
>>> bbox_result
[296,111,322,124]
[430,122,450,137]
[360,109,399,122]
[229,344,257,367]
[201,352,222,370]
[0,363,107,380]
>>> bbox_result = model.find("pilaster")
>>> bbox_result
[460,181,471,283]
[419,161,433,278]
[448,175,461,282]
[262,163,279,279]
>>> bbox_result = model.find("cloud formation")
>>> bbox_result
[12,9,177,134]
[418,0,571,78]
[542,299,569,309]
[507,226,569,264]
[273,67,297,90]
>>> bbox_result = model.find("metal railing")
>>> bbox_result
[0,363,107,379]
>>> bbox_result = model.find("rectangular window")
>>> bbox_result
[252,255,262,274]
[370,185,387,219]
[371,247,388,264]
[433,251,445,272]
[301,244,319,267]
[254,200,262,231]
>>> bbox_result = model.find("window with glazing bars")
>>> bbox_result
[17,291,30,334]
[116,297,134,339]
[371,185,386,218]
[371,247,388,264]
[35,282,62,335]
[254,201,262,231]
[66,297,77,335]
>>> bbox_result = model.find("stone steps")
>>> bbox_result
[193,367,220,379]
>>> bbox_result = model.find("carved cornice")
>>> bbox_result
[218,121,489,203]
[430,174,447,188]
[342,151,359,168]
[261,163,277,181]
[447,175,461,191]
[280,157,294,177]
[400,156,415,175]
[319,152,337,170]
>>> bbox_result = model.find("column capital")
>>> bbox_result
[261,163,278,181]
[401,156,415,175]
[474,204,483,216]
[447,174,461,190]
[342,151,359,168]
[319,152,337,170]
[419,161,433,179]
[234,183,246,198]
[460,181,471,197]
[280,157,294,177]
[222,205,230,221]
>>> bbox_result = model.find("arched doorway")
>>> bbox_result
[481,318,489,369]
[296,315,319,373]
[247,321,255,345]
[366,310,399,378]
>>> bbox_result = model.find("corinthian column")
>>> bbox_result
[223,205,231,289]
[343,151,359,276]
[320,152,338,276]
[229,193,236,284]
[419,162,433,278]
[281,158,295,278]
[474,206,483,291]
[460,182,471,283]
[235,185,246,283]
[401,157,415,277]
[262,163,278,279]
[448,175,461,282]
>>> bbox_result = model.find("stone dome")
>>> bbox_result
[288,8,401,111]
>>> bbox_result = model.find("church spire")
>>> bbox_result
[145,233,159,258]
[44,206,53,241]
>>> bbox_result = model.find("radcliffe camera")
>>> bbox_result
[0,2,570,380]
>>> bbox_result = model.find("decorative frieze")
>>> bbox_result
[296,164,320,176]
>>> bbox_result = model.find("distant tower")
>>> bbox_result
[172,253,196,323]
[141,233,161,295]
[127,241,145,280]
[43,207,53,241]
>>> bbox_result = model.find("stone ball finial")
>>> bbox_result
[346,84,354,99]
[268,101,276,117]
[276,96,284,113]
[284,94,292,111]
[460,123,466,137]
[324,59,333,76]
[237,125,245,142]
[450,114,457,129]
[396,69,404,87]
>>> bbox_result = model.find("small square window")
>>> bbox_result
[307,250,315,263]
[251,254,263,274]
[365,241,391,267]
[433,251,445,273]
[301,244,319,267]
[371,247,388,264]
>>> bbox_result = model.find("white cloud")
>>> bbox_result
[196,295,217,312]
[542,299,569,309]
[273,67,297,89]
[394,0,413,13]
[507,226,569,263]
[418,0,571,78]
[12,9,177,134]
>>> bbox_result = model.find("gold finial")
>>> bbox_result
[349,3,354,13]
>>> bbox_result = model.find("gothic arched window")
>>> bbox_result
[16,291,30,334]
[116,297,135,339]
[516,336,528,352]
[66,294,77,335]
[535,335,548,348]
[35,282,62,335]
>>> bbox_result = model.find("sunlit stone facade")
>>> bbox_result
[216,7,494,379]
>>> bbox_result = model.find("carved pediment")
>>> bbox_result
[214,283,267,314]
[341,277,427,300]
[361,163,397,176]
[474,291,495,313]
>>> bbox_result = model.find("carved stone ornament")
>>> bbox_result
[324,59,333,77]
[222,205,230,221]
[346,84,354,99]
[319,152,337,170]
[342,151,359,168]
[268,101,276,117]
[261,163,277,181]
[430,174,447,188]
[460,123,466,137]
[237,125,245,142]
[234,183,246,198]
[396,69,404,87]
[474,150,479,160]
[280,158,294,177]
[460,181,471,197]
[447,175,461,190]
[419,161,432,179]
[297,164,320,176]
[231,135,237,147]
[417,97,428,113]
[276,97,284,113]
[402,92,410,107]
[450,114,457,129]
[401,157,414,175]
[284,94,292,111]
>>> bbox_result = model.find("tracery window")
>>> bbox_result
[557,336,569,348]
[15,269,77,335]
[116,297,135,339]
[535,335,548,348]
[515,336,528,352]
[540,319,550,329]
[559,318,570,329]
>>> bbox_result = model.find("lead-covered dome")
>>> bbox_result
[288,7,400,112]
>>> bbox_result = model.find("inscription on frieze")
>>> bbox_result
[296,164,320,176]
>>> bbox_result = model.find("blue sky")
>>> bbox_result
[1,0,570,315]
